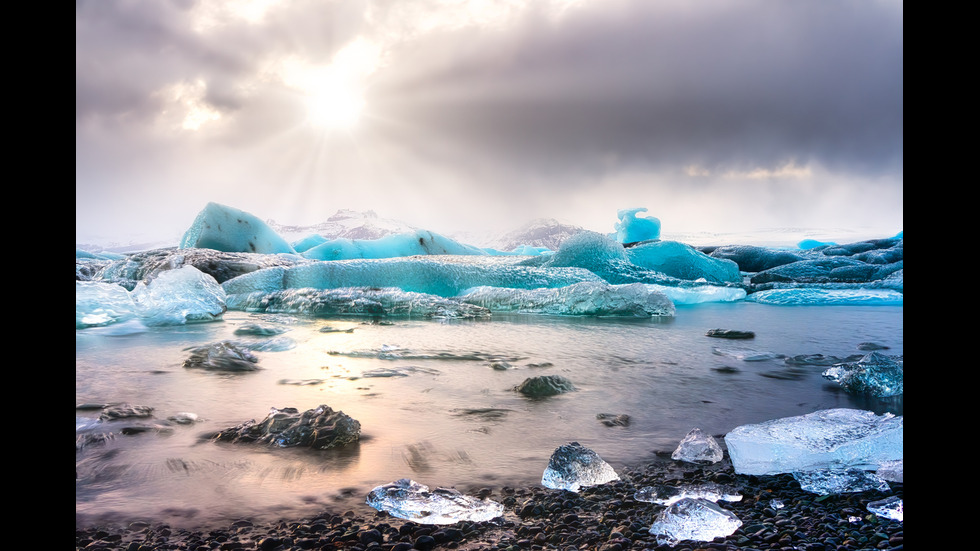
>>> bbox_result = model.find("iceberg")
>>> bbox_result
[746,288,904,306]
[76,281,137,328]
[614,207,661,244]
[541,442,619,492]
[366,478,504,525]
[130,266,228,326]
[822,351,903,397]
[792,468,891,495]
[648,498,742,546]
[634,483,742,506]
[626,241,741,284]
[723,409,903,475]
[647,283,746,305]
[459,281,675,317]
[671,428,724,464]
[301,230,487,260]
[179,202,296,254]
[867,496,903,521]
[221,257,602,298]
[226,287,491,319]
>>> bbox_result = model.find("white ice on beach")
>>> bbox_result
[792,468,890,495]
[867,496,903,521]
[634,483,742,506]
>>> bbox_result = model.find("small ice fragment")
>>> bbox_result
[366,478,503,524]
[672,428,724,464]
[634,483,742,506]
[792,468,890,495]
[770,499,785,509]
[867,496,903,521]
[648,497,742,546]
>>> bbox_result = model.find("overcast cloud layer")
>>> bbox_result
[76,0,903,246]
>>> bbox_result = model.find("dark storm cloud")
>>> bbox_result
[364,0,903,184]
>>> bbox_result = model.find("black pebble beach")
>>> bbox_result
[76,452,903,551]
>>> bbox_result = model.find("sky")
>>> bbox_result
[76,0,903,246]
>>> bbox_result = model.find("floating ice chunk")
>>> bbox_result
[793,468,890,495]
[366,478,504,524]
[745,288,904,306]
[131,266,227,326]
[76,281,137,328]
[876,459,903,482]
[648,498,742,546]
[672,428,724,464]
[459,282,675,317]
[635,483,742,506]
[712,347,784,362]
[867,496,903,521]
[541,442,619,492]
[822,352,903,397]
[615,207,661,244]
[724,409,903,475]
[180,202,296,254]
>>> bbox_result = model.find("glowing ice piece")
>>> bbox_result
[648,498,742,546]
[541,442,620,492]
[131,266,227,326]
[227,287,491,319]
[792,468,890,495]
[635,483,742,506]
[671,428,724,464]
[76,281,137,328]
[366,479,504,524]
[614,207,661,244]
[179,202,296,254]
[867,496,903,521]
[723,409,903,475]
[876,459,903,482]
[822,352,903,397]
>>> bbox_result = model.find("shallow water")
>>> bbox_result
[75,302,902,528]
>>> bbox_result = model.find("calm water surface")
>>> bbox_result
[76,302,902,528]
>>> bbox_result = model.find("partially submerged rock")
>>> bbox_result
[183,341,260,371]
[210,405,361,449]
[514,375,576,397]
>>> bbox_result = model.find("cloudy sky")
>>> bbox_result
[76,0,903,245]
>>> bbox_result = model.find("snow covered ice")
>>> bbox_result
[366,479,504,524]
[724,409,903,475]
[541,442,620,492]
[671,428,724,464]
[648,498,743,546]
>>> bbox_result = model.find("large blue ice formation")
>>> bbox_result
[301,230,488,261]
[724,409,903,476]
[290,234,328,253]
[626,241,741,284]
[614,207,661,244]
[798,239,837,250]
[222,257,603,299]
[180,202,297,254]
[458,282,676,317]
[226,287,492,319]
[746,288,903,306]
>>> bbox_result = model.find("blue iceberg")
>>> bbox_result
[614,207,661,244]
[180,202,297,254]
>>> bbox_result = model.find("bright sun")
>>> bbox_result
[306,75,365,130]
